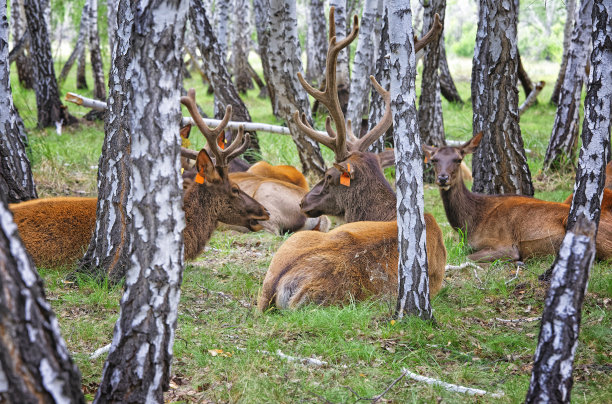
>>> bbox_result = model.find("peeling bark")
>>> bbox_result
[471,0,533,196]
[10,0,33,89]
[306,0,327,87]
[388,0,432,321]
[23,0,77,128]
[543,0,593,172]
[189,0,260,162]
[551,0,577,105]
[93,0,188,402]
[257,0,326,176]
[367,3,390,153]
[0,194,84,403]
[0,1,36,203]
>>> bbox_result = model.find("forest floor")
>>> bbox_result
[11,56,611,403]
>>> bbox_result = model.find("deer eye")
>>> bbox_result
[453,159,462,163]
[232,187,240,195]
[430,158,439,163]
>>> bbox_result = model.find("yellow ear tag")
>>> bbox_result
[340,172,351,187]
[181,137,191,148]
[217,135,225,150]
[195,173,205,184]
[181,168,185,174]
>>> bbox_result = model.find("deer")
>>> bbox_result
[10,90,270,268]
[258,8,447,311]
[422,133,612,262]
[563,161,612,206]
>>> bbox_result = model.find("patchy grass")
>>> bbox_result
[15,57,611,403]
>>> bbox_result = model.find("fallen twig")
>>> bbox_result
[495,317,540,324]
[519,81,546,116]
[90,343,111,359]
[371,368,410,403]
[235,346,335,368]
[402,368,504,398]
[446,262,486,290]
[505,264,522,285]
[65,92,107,111]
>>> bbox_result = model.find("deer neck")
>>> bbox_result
[439,177,484,236]
[183,184,219,260]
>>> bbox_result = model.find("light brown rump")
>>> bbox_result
[258,214,446,311]
[9,197,97,268]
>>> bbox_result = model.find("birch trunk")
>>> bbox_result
[88,0,106,100]
[330,0,350,110]
[543,0,593,172]
[388,0,432,321]
[107,0,117,53]
[346,0,381,131]
[471,0,533,196]
[418,0,445,148]
[76,44,88,89]
[438,38,463,104]
[305,0,327,87]
[517,50,534,97]
[94,0,188,402]
[77,0,134,283]
[189,0,261,162]
[58,0,90,83]
[10,0,33,89]
[367,3,390,153]
[214,0,230,60]
[253,0,277,112]
[0,2,36,203]
[232,0,253,94]
[23,0,77,128]
[551,0,577,105]
[0,197,84,403]
[259,0,326,176]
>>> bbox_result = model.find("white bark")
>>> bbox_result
[214,0,230,60]
[305,0,327,86]
[107,0,117,53]
[329,0,350,86]
[367,3,389,153]
[388,0,432,320]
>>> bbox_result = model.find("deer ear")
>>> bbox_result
[195,149,221,183]
[377,148,395,168]
[180,124,192,139]
[461,132,483,155]
[333,161,354,187]
[422,144,437,162]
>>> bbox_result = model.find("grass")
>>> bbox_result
[11,56,612,403]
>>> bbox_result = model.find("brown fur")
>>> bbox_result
[258,215,446,310]
[563,161,612,204]
[10,150,269,268]
[424,134,612,262]
[247,161,309,191]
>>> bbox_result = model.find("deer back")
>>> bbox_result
[247,161,309,191]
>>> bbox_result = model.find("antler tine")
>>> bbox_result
[292,111,338,151]
[180,88,232,146]
[352,76,392,152]
[415,13,443,53]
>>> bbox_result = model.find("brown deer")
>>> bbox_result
[563,161,612,205]
[10,90,269,267]
[423,133,612,262]
[258,8,447,311]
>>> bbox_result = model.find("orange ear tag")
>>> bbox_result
[195,173,205,184]
[424,155,429,163]
[217,135,225,150]
[340,172,351,187]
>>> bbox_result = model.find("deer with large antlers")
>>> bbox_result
[258,9,447,311]
[10,90,269,268]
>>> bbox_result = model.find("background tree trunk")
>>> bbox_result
[10,0,33,88]
[543,0,593,172]
[346,0,381,132]
[94,0,187,401]
[0,197,84,403]
[551,0,577,105]
[367,3,390,153]
[214,0,230,61]
[232,0,253,94]
[189,0,261,162]
[76,44,88,89]
[88,0,106,100]
[388,0,432,321]
[306,0,327,87]
[253,0,277,112]
[517,50,534,97]
[438,38,463,104]
[77,0,134,283]
[258,0,326,176]
[0,0,36,203]
[107,0,117,53]
[471,0,533,196]
[418,0,446,148]
[330,0,351,111]
[58,0,90,83]
[23,0,77,128]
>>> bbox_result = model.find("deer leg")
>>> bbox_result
[467,245,521,263]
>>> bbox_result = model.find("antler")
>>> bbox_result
[180,88,250,175]
[293,7,359,162]
[415,13,443,53]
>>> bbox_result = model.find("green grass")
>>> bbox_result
[14,56,612,403]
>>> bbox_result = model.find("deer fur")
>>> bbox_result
[563,161,612,204]
[247,161,310,191]
[424,133,612,262]
[258,216,445,310]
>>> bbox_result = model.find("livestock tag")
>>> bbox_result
[340,163,351,187]
[181,137,191,148]
[195,173,205,184]
[424,155,429,163]
[181,168,185,174]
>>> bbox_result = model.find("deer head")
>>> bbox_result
[181,89,269,231]
[422,132,482,190]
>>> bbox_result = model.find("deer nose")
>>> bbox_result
[437,174,449,185]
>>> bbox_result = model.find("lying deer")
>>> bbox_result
[423,133,612,262]
[563,161,612,206]
[10,91,269,267]
[258,8,447,311]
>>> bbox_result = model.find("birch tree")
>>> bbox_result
[214,0,230,60]
[388,0,432,320]
[306,0,327,87]
[346,0,382,131]
[10,0,33,88]
[58,0,90,83]
[551,0,577,105]
[88,0,106,101]
[189,0,261,161]
[543,0,593,172]
[23,0,76,128]
[255,0,326,176]
[526,6,610,399]
[471,0,533,196]
[330,0,350,96]
[367,3,390,153]
[253,0,277,113]
[0,194,84,403]
[107,0,117,53]
[94,0,188,401]
[438,38,463,104]
[77,0,134,282]
[232,0,253,94]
